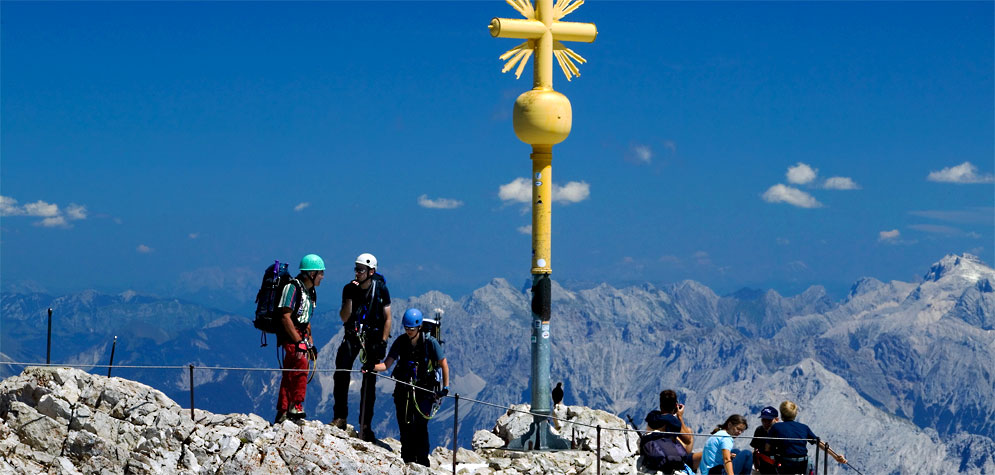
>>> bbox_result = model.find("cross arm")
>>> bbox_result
[490,18,597,43]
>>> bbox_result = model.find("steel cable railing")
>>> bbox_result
[2,360,859,474]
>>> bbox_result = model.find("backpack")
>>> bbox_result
[422,308,444,345]
[253,261,310,345]
[640,431,687,473]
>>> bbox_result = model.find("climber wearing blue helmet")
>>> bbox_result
[374,308,450,467]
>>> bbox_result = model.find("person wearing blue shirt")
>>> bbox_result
[766,401,846,474]
[701,414,753,475]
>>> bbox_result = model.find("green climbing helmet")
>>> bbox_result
[300,254,325,271]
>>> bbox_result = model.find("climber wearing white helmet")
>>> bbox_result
[331,253,392,442]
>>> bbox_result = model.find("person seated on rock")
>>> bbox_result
[750,406,779,474]
[700,414,753,475]
[640,389,700,474]
[645,390,694,450]
[372,308,449,467]
[766,400,846,474]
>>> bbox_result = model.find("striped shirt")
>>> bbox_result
[278,280,315,325]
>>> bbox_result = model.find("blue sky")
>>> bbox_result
[2,1,992,304]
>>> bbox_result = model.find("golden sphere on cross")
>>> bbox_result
[513,89,572,146]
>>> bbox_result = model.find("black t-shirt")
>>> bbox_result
[341,274,390,331]
[751,426,774,453]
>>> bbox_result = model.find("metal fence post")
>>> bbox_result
[452,394,459,475]
[188,364,195,421]
[814,437,820,475]
[107,336,117,377]
[596,425,601,475]
[46,308,52,364]
[823,440,830,475]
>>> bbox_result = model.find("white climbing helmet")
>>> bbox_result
[355,253,377,269]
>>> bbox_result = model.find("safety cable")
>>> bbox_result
[2,359,853,462]
[0,361,359,374]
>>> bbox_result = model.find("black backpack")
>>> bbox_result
[253,261,308,345]
[640,431,688,472]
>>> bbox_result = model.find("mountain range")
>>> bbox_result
[2,253,993,474]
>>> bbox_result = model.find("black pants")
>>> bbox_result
[394,388,434,466]
[332,332,383,425]
[755,451,778,474]
[775,458,808,474]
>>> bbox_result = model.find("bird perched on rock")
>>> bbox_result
[552,382,564,407]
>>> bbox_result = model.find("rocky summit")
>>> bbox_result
[1,366,648,474]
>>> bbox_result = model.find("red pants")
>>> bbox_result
[277,343,309,411]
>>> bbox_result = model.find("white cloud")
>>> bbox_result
[1,195,88,227]
[498,178,591,205]
[517,225,532,235]
[65,204,88,220]
[188,233,200,239]
[776,237,790,245]
[553,181,590,203]
[878,229,900,241]
[137,244,153,253]
[761,184,823,208]
[909,223,960,235]
[36,216,68,228]
[23,200,60,217]
[823,177,860,190]
[788,260,808,272]
[0,196,22,216]
[659,255,681,265]
[294,202,310,212]
[693,250,711,266]
[908,207,994,224]
[927,162,995,184]
[786,163,817,185]
[632,145,653,164]
[498,178,531,203]
[417,194,464,209]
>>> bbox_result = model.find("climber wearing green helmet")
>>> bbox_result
[274,253,324,424]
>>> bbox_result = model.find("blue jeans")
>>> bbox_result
[706,449,753,475]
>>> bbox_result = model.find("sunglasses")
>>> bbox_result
[354,267,369,273]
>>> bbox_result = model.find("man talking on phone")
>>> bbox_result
[645,389,695,450]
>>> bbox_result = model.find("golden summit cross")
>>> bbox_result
[489,0,597,85]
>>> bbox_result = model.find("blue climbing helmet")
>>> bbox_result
[402,308,423,328]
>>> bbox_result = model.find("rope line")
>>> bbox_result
[366,371,822,443]
[3,360,850,449]
[0,361,361,374]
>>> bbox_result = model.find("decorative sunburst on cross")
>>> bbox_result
[489,0,597,82]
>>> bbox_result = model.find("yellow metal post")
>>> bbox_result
[489,0,596,451]
[531,146,552,274]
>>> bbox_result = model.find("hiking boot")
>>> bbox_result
[287,407,307,421]
[359,425,378,443]
[330,418,347,430]
[274,412,288,424]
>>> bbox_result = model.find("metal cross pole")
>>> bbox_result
[489,0,596,451]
